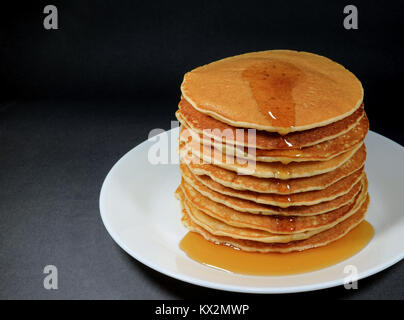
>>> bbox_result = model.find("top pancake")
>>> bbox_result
[181,50,363,134]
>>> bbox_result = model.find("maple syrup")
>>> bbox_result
[180,221,374,275]
[242,61,303,134]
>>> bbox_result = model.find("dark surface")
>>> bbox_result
[1,0,404,299]
[2,1,404,142]
[0,99,403,300]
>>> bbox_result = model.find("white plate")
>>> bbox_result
[99,128,404,294]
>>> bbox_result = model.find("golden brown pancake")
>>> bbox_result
[182,114,368,163]
[180,174,364,216]
[186,144,366,194]
[180,161,363,207]
[177,188,325,243]
[180,138,363,179]
[175,50,370,255]
[177,98,365,149]
[181,50,363,134]
[181,195,370,252]
[178,177,367,235]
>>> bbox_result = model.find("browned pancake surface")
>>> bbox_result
[181,50,363,134]
[181,195,370,252]
[180,174,364,216]
[187,114,368,163]
[181,161,363,207]
[179,177,367,234]
[180,138,362,179]
[177,98,365,150]
[177,188,325,242]
[186,144,366,194]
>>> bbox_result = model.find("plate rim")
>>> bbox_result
[99,129,404,294]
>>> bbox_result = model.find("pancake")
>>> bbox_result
[186,144,366,194]
[178,176,367,235]
[177,188,324,243]
[183,114,368,163]
[180,137,363,179]
[181,195,370,253]
[180,161,363,207]
[177,98,365,150]
[180,173,364,216]
[181,50,363,134]
[175,50,370,256]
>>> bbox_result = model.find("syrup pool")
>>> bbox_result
[180,221,374,276]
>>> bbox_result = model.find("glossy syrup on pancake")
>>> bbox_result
[180,136,362,179]
[242,60,302,135]
[177,99,365,150]
[186,113,368,163]
[180,220,373,275]
[181,50,364,133]
[180,161,364,208]
[185,144,366,195]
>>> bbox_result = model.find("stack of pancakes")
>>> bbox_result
[175,50,369,253]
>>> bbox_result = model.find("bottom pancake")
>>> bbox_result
[180,195,370,253]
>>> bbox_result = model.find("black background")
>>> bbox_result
[1,0,403,299]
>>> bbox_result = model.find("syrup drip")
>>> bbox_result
[282,137,294,147]
[275,181,292,194]
[180,221,374,276]
[242,61,303,134]
[274,136,295,149]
